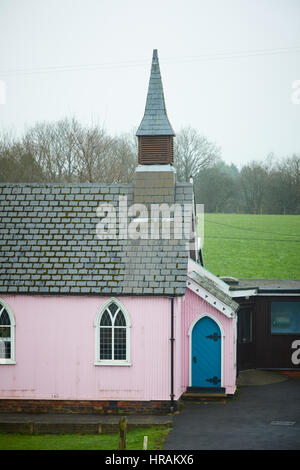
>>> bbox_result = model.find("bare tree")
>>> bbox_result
[239,161,269,213]
[269,154,300,213]
[174,127,221,181]
[23,117,84,182]
[0,139,45,183]
[0,118,139,184]
[74,124,113,182]
[75,128,137,183]
[194,162,238,212]
[108,133,136,183]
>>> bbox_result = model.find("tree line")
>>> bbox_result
[192,154,300,215]
[0,118,299,214]
[0,117,137,184]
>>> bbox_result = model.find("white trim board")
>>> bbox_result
[135,164,176,173]
[188,258,257,299]
[188,259,231,295]
[230,289,257,298]
[187,278,235,318]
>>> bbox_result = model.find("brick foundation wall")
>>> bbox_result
[278,370,300,378]
[0,399,174,415]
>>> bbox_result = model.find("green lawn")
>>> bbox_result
[0,426,171,450]
[201,214,300,279]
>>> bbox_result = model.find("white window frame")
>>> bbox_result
[0,298,16,365]
[94,298,131,366]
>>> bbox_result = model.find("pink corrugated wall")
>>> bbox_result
[181,288,237,395]
[0,295,173,401]
[0,291,236,401]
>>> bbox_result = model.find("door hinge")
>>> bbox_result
[206,333,221,342]
[206,376,221,385]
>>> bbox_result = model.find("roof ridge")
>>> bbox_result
[0,182,134,188]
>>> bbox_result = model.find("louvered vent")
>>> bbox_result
[138,136,173,165]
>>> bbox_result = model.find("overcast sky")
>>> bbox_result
[0,0,299,167]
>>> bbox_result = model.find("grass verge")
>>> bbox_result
[0,426,171,450]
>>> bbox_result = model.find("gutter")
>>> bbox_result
[257,288,300,295]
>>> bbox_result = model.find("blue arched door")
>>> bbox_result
[191,316,222,388]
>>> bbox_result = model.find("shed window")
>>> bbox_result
[94,299,131,366]
[271,302,300,334]
[0,300,15,364]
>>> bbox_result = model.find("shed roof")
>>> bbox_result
[228,278,300,295]
[0,182,192,296]
[232,279,300,290]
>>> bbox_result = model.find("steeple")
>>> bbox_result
[136,49,175,165]
[137,49,175,136]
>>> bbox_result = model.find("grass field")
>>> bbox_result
[202,214,300,279]
[0,426,171,450]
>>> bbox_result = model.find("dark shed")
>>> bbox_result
[221,278,300,372]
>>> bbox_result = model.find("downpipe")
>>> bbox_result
[170,296,175,413]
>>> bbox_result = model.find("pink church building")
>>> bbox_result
[0,50,238,414]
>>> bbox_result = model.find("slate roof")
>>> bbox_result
[188,271,239,312]
[136,49,175,136]
[0,181,193,296]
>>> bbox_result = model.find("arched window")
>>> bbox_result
[94,299,131,366]
[0,299,15,365]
